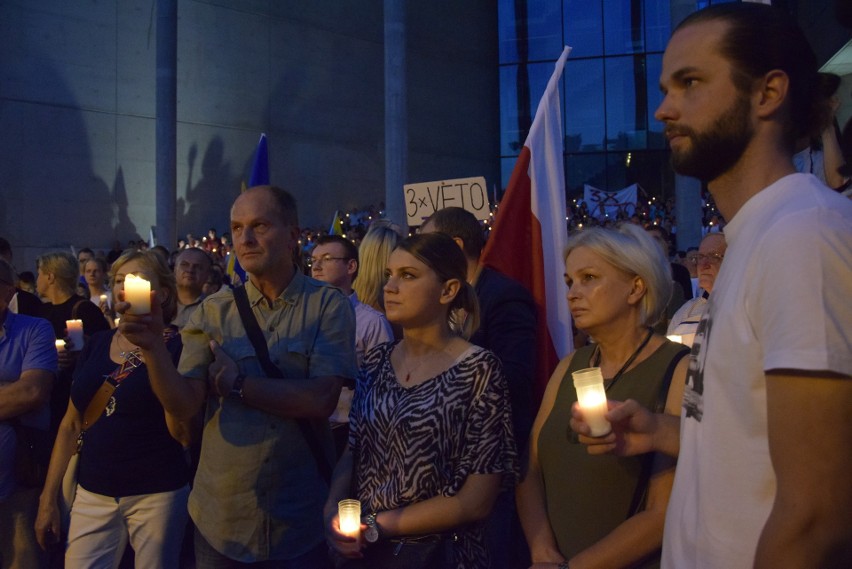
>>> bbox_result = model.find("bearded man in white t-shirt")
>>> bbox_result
[570,4,852,569]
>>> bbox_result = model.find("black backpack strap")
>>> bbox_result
[232,286,333,485]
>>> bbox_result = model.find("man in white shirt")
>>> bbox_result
[572,4,852,568]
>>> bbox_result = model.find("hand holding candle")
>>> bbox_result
[337,499,361,538]
[572,367,612,437]
[124,274,151,314]
[65,319,84,351]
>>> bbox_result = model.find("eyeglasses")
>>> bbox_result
[696,252,724,265]
[309,255,350,266]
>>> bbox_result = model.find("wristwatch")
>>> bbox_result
[229,373,246,399]
[363,512,381,543]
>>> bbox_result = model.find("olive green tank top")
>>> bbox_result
[537,340,688,567]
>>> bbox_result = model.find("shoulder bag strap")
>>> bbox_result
[79,328,178,448]
[626,346,690,517]
[233,286,333,485]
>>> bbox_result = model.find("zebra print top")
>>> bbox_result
[349,341,518,568]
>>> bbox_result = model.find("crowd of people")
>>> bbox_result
[0,4,850,569]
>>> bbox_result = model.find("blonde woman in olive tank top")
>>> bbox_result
[517,224,689,569]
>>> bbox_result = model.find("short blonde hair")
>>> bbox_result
[565,223,672,327]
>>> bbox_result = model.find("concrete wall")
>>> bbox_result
[0,0,499,271]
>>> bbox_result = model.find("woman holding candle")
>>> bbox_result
[517,224,689,569]
[34,250,193,568]
[325,233,517,569]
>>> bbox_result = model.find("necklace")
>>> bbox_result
[115,332,141,362]
[397,342,438,383]
[591,327,654,392]
[403,359,428,383]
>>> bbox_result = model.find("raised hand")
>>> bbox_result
[570,399,661,457]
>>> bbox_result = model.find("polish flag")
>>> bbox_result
[481,46,573,403]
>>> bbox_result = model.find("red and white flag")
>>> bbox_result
[481,46,573,403]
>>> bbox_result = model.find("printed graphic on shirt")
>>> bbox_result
[683,305,713,421]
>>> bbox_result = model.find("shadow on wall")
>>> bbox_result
[178,136,242,244]
[112,167,139,244]
[0,46,113,271]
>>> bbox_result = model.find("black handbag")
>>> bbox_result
[339,533,457,569]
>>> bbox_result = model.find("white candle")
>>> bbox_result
[572,367,612,437]
[99,294,108,307]
[55,339,66,352]
[337,499,361,537]
[65,319,84,351]
[124,274,151,314]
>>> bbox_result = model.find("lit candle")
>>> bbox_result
[124,274,151,314]
[337,499,361,537]
[572,367,611,437]
[666,334,683,344]
[55,339,66,352]
[99,294,108,306]
[65,319,84,351]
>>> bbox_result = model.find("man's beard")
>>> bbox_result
[667,94,753,182]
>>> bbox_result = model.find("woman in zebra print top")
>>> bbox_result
[325,233,517,569]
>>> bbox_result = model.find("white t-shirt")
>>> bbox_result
[663,174,852,568]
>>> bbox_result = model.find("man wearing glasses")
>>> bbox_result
[667,233,727,347]
[310,235,393,455]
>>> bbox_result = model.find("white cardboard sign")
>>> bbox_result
[404,176,489,226]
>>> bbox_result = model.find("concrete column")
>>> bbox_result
[156,0,177,249]
[384,0,408,231]
[674,174,703,250]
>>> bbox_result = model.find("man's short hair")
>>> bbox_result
[423,207,485,259]
[246,185,299,227]
[676,3,821,144]
[314,235,358,280]
[176,247,213,269]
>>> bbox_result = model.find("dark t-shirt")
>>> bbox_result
[14,289,43,317]
[39,295,111,432]
[71,329,190,496]
[39,294,110,340]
